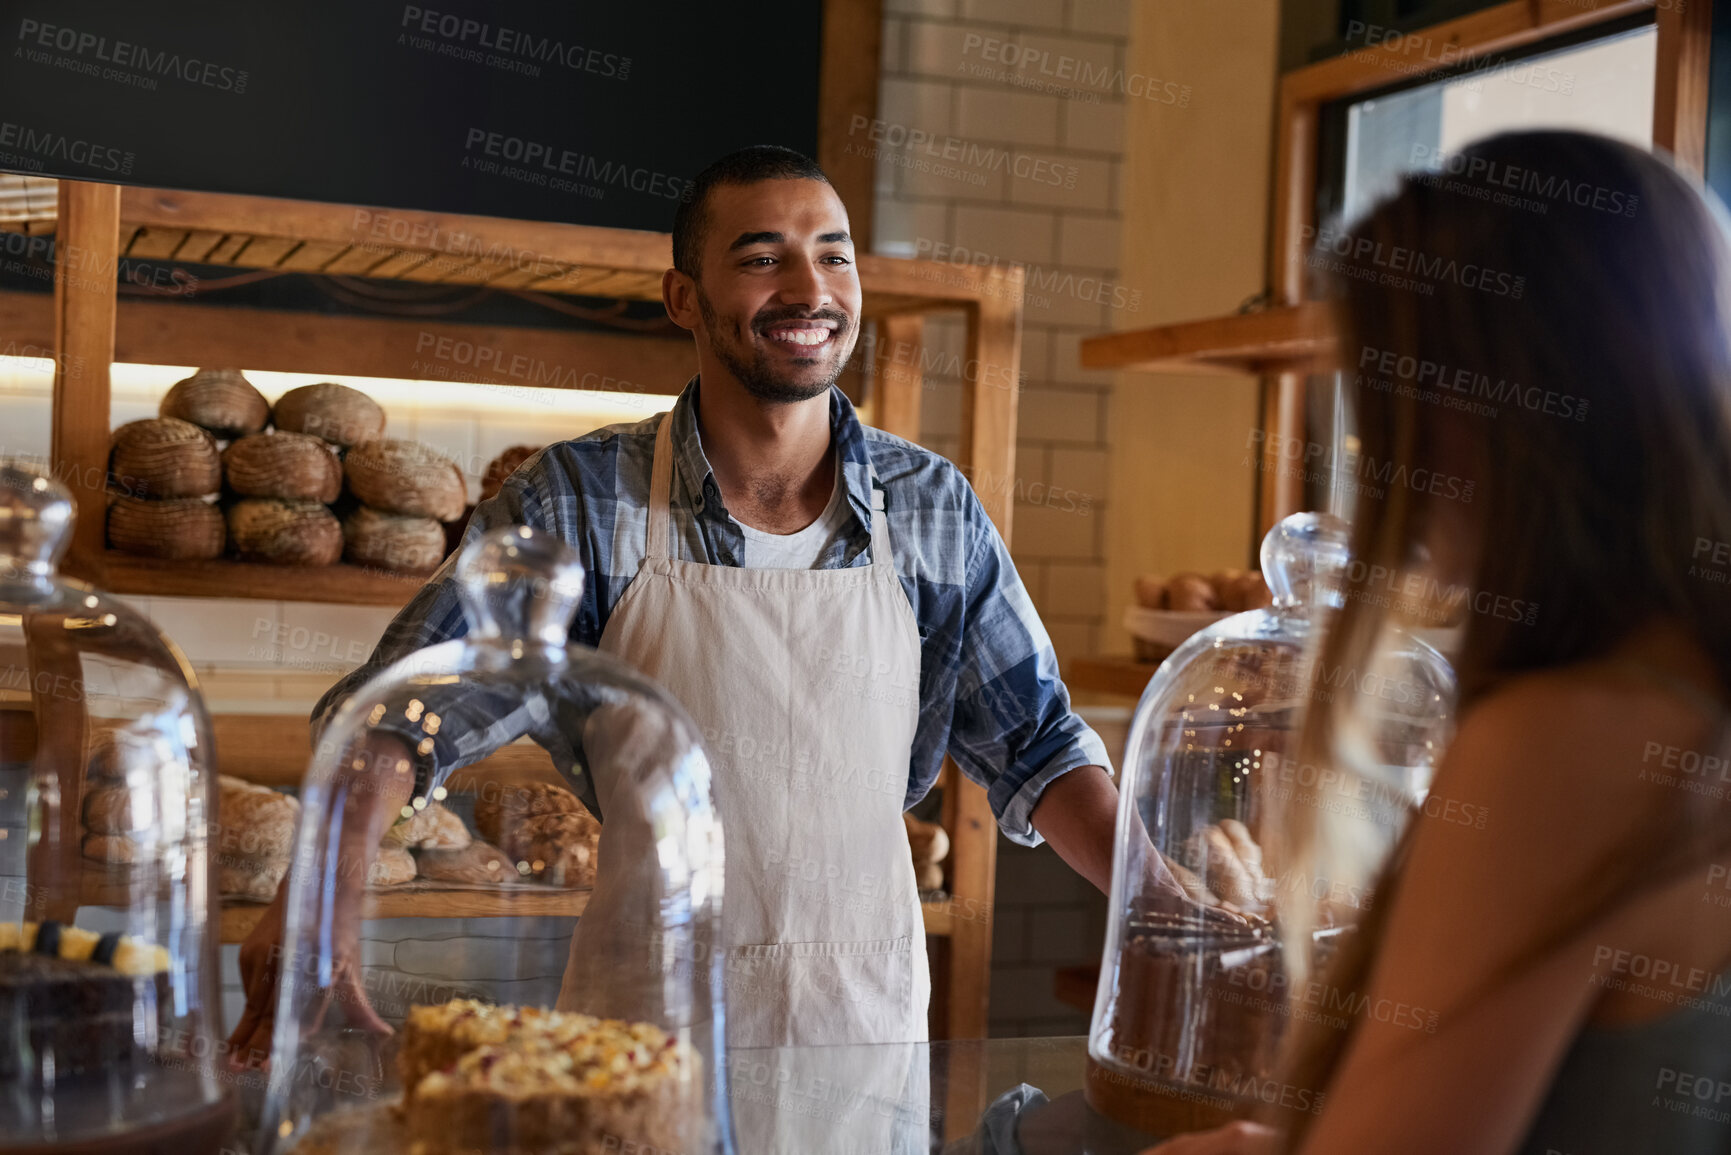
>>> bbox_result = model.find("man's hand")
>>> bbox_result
[224,730,415,1067]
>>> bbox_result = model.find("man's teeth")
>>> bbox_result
[768,328,831,346]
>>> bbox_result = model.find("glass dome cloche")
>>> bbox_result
[1086,511,1455,1139]
[0,460,232,1152]
[260,525,730,1155]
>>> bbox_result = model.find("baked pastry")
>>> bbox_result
[343,505,448,574]
[399,999,699,1155]
[159,368,270,439]
[414,840,514,884]
[344,440,467,522]
[370,845,417,886]
[272,382,386,449]
[109,417,222,499]
[474,781,599,885]
[223,431,343,502]
[480,445,540,501]
[106,495,226,560]
[383,800,470,850]
[82,831,145,864]
[227,498,343,565]
[474,781,581,835]
[0,921,170,1080]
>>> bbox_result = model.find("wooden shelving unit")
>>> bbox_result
[16,185,1022,1040]
[1065,655,1160,700]
[1078,301,1334,377]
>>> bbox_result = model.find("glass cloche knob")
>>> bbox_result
[0,459,74,588]
[1261,510,1349,612]
[454,524,584,646]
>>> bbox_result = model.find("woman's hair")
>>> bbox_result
[1274,130,1731,1144]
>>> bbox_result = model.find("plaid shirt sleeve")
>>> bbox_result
[308,463,599,806]
[941,483,1111,847]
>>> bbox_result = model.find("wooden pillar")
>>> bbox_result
[22,618,87,923]
[1653,0,1712,179]
[51,179,121,581]
[872,314,925,441]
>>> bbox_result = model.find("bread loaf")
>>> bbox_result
[516,812,599,887]
[343,506,447,574]
[345,440,466,522]
[383,801,470,850]
[216,775,300,863]
[904,812,950,870]
[218,858,288,903]
[159,369,270,439]
[473,781,579,845]
[223,432,342,502]
[86,727,156,782]
[414,839,515,885]
[272,382,386,448]
[480,445,539,501]
[227,498,343,566]
[1132,574,1168,610]
[107,496,225,560]
[109,417,221,499]
[82,783,150,834]
[370,846,417,886]
[1165,572,1219,612]
[82,832,145,865]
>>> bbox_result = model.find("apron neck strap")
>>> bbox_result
[647,414,675,561]
[869,484,896,572]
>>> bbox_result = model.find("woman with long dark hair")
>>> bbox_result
[1148,131,1731,1153]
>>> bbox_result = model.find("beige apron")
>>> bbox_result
[562,414,929,1053]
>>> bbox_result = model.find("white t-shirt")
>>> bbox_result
[736,458,850,570]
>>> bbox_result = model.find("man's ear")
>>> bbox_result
[663,268,700,332]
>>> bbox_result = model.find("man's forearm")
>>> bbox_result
[1028,764,1120,894]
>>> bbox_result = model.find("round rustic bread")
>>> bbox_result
[227,498,342,566]
[159,368,270,439]
[107,495,225,559]
[344,439,466,522]
[480,445,540,501]
[109,417,221,499]
[223,432,342,502]
[343,505,447,573]
[272,382,386,448]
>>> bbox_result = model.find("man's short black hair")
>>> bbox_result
[672,145,833,278]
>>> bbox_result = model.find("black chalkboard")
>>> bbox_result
[0,1,823,232]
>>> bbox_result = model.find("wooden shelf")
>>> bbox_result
[1066,655,1159,699]
[214,892,959,942]
[104,552,427,607]
[1078,302,1334,376]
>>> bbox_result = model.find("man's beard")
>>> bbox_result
[698,290,854,404]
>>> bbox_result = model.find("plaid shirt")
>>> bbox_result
[313,379,1108,845]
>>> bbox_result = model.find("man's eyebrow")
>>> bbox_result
[819,231,852,245]
[728,231,783,250]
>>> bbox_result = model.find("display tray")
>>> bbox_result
[289,1100,406,1155]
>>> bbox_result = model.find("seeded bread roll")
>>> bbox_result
[343,505,447,573]
[344,440,467,522]
[227,498,343,566]
[223,432,342,502]
[272,382,386,449]
[516,812,600,887]
[109,417,222,499]
[106,496,225,560]
[159,368,270,439]
[215,775,300,863]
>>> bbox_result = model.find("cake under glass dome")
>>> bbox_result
[1086,512,1456,1139]
[0,460,231,1154]
[259,525,731,1155]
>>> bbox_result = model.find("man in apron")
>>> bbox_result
[229,148,1121,1075]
